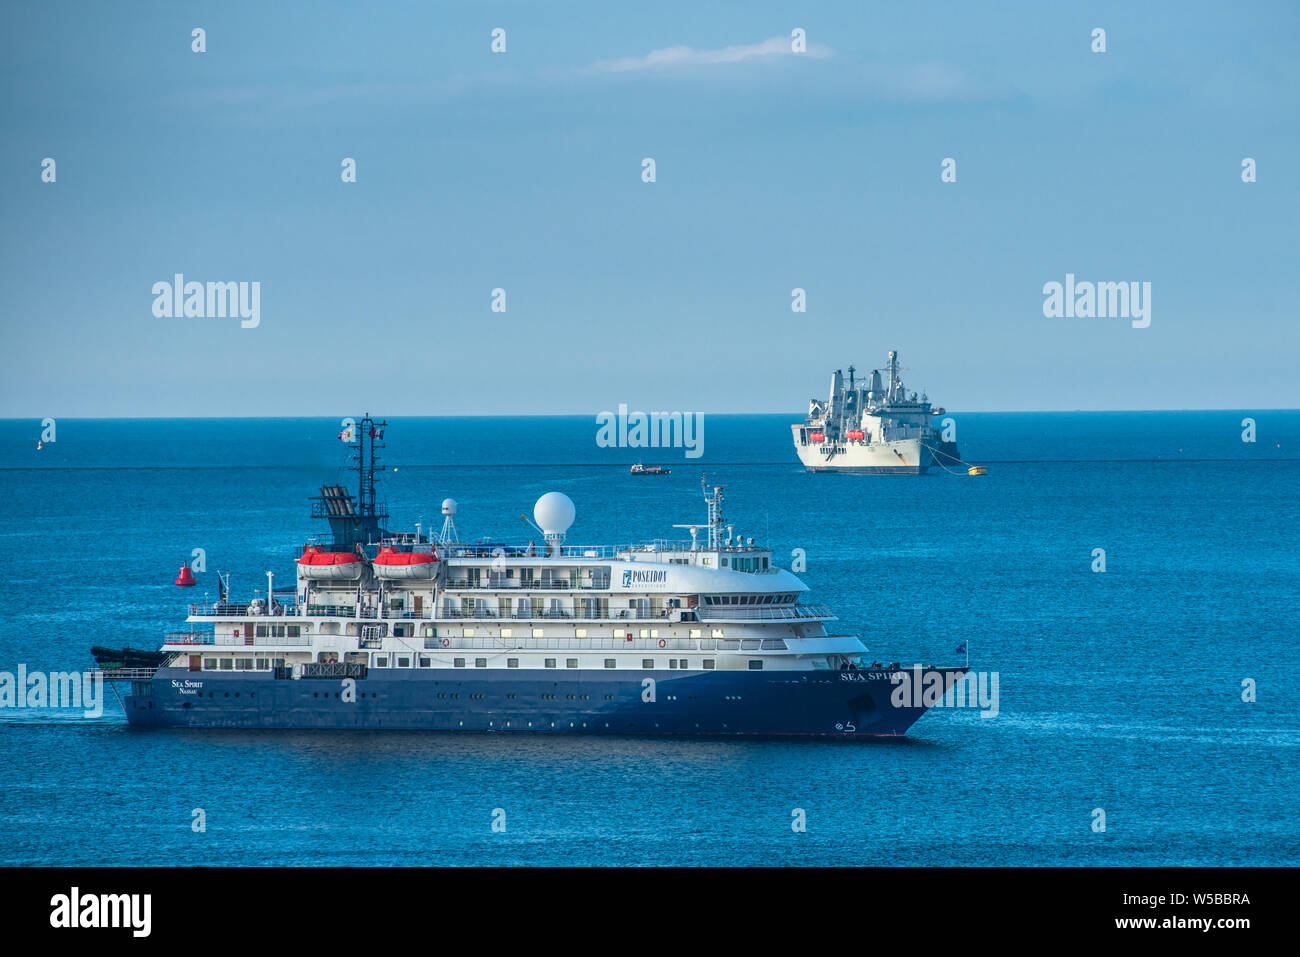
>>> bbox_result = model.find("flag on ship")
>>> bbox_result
[339,425,355,442]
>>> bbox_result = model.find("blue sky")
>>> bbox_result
[2,1,1297,415]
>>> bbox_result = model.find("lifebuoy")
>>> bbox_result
[441,637,449,648]
[658,638,666,649]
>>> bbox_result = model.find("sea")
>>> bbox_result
[1,412,1297,866]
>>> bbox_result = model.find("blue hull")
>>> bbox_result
[122,666,968,737]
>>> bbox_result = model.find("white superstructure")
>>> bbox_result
[166,483,870,677]
[792,351,948,474]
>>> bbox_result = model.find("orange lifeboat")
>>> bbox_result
[372,547,438,580]
[297,546,366,580]
[809,431,825,443]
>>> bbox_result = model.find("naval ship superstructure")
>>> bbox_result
[108,416,965,736]
[792,352,958,474]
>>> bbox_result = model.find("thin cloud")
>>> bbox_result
[590,35,833,73]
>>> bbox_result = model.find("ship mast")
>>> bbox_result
[703,474,726,550]
[353,413,388,523]
[310,413,391,548]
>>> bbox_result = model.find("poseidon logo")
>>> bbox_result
[622,569,667,587]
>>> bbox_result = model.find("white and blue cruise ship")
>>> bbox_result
[108,417,965,736]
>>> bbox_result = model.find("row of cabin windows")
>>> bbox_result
[404,630,786,650]
[372,655,748,671]
[204,655,762,672]
[702,594,796,605]
[203,658,286,671]
[719,556,769,572]
[425,626,717,640]
[253,625,302,638]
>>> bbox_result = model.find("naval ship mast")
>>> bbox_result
[310,414,390,549]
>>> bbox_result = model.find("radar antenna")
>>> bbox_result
[439,499,459,544]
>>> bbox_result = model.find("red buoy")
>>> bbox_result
[175,564,196,587]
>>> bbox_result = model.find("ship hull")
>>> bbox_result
[122,666,968,737]
[794,436,930,474]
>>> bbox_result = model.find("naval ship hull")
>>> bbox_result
[121,665,969,737]
[794,437,931,475]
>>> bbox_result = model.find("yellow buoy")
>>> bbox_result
[967,466,987,476]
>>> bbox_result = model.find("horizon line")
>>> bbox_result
[2,407,1298,421]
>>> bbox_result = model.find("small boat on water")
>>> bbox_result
[967,466,987,476]
[630,462,671,476]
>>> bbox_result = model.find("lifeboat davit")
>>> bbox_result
[297,546,365,580]
[174,564,196,587]
[372,547,438,580]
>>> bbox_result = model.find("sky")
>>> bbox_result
[1,0,1297,416]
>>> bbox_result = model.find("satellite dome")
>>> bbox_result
[442,498,457,516]
[534,491,576,539]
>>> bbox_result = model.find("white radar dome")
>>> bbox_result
[534,491,576,538]
[442,498,457,516]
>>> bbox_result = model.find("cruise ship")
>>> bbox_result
[105,416,966,736]
[792,351,960,474]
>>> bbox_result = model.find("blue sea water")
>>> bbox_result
[1,412,1298,866]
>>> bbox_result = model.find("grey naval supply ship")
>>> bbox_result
[99,416,966,736]
[792,351,961,474]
